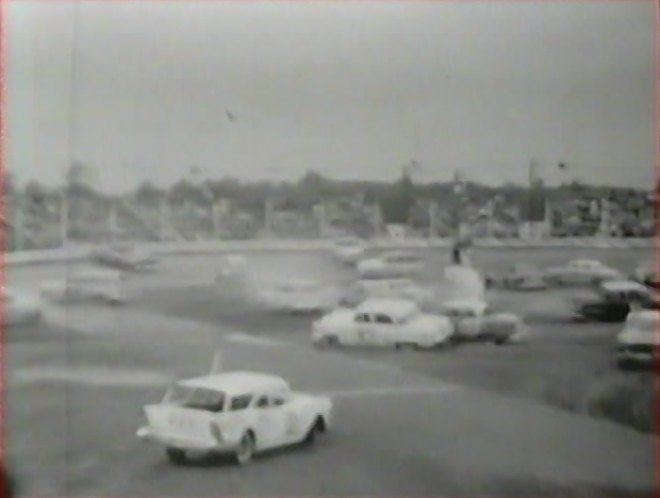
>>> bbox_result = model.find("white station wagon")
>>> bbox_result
[332,237,366,265]
[356,250,424,279]
[312,298,454,349]
[543,259,622,286]
[39,269,126,304]
[137,371,332,465]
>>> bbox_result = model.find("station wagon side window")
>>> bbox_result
[230,394,253,411]
[374,313,394,324]
[271,394,287,406]
[355,313,370,323]
[255,395,269,409]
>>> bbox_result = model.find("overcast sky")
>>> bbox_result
[6,1,657,193]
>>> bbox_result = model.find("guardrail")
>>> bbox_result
[4,237,655,266]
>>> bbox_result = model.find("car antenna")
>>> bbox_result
[209,351,223,374]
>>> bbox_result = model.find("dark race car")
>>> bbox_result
[570,280,659,323]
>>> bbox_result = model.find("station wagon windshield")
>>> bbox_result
[163,385,226,412]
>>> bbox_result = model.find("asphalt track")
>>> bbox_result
[6,247,659,497]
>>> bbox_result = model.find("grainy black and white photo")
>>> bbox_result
[3,1,658,497]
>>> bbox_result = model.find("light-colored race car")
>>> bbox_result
[256,279,342,314]
[486,263,547,291]
[615,310,659,369]
[137,371,332,465]
[438,298,529,345]
[338,278,436,308]
[542,259,622,286]
[1,287,42,326]
[356,250,424,279]
[90,244,158,272]
[332,237,366,265]
[39,269,126,304]
[312,298,454,349]
[215,254,249,283]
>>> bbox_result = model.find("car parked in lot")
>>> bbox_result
[39,269,126,304]
[137,371,332,465]
[1,287,42,326]
[570,280,659,322]
[486,263,547,291]
[312,298,454,349]
[356,250,424,279]
[616,310,659,369]
[332,237,366,265]
[632,260,659,289]
[91,244,158,272]
[256,279,341,314]
[543,259,622,286]
[439,298,529,344]
[338,278,436,308]
[215,254,248,283]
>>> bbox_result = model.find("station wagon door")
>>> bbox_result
[254,393,297,449]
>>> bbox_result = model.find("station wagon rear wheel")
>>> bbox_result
[165,447,187,465]
[318,335,339,348]
[234,432,255,465]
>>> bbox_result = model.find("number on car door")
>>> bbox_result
[254,394,289,449]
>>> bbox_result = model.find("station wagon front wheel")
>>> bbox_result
[234,432,255,465]
[165,447,187,465]
[317,335,339,348]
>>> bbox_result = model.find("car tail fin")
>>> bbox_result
[145,404,217,441]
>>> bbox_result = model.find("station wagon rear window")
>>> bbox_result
[163,385,225,412]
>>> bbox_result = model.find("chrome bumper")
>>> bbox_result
[136,426,235,452]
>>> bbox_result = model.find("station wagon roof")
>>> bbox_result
[72,269,122,280]
[568,259,602,267]
[177,371,289,395]
[356,298,419,319]
[382,250,419,258]
[442,299,488,312]
[602,280,647,293]
[274,279,321,290]
[358,278,414,287]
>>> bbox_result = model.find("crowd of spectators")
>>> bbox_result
[5,176,655,251]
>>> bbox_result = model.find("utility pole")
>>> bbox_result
[60,191,69,246]
[428,200,438,238]
[108,202,118,243]
[14,193,25,251]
